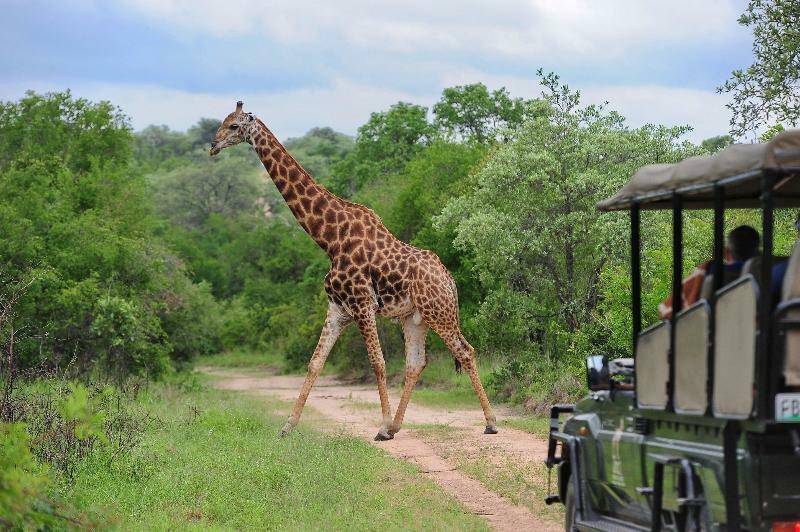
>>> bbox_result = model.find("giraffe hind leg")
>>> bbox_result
[412,265,498,434]
[431,324,498,434]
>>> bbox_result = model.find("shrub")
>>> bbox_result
[91,296,170,378]
[0,422,55,529]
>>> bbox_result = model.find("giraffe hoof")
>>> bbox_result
[279,422,294,437]
[484,425,499,435]
[374,429,394,441]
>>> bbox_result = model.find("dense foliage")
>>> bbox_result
[5,78,789,400]
[0,91,221,378]
[718,0,800,137]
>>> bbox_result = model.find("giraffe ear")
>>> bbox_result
[246,112,254,122]
[236,101,244,112]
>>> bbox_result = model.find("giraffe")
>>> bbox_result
[210,102,498,440]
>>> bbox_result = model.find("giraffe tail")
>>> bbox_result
[454,358,462,373]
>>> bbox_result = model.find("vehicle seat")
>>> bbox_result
[782,242,800,386]
[741,256,788,288]
[700,267,741,301]
[741,256,762,282]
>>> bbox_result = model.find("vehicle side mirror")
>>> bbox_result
[586,355,610,391]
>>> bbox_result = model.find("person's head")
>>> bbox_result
[727,225,760,262]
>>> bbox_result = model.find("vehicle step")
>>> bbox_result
[576,515,651,532]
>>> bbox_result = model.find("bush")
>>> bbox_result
[0,422,54,529]
[219,296,259,351]
[486,350,584,413]
[91,295,170,378]
[0,91,221,378]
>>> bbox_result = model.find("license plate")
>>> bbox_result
[775,393,800,422]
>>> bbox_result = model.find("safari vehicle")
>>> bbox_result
[545,131,800,531]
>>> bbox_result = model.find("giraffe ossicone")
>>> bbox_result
[210,101,498,439]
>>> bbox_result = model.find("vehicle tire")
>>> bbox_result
[564,481,577,531]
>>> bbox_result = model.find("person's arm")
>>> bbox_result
[658,261,712,319]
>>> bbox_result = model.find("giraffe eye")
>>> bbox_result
[229,124,239,130]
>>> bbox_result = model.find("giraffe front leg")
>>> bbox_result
[281,303,350,437]
[389,315,428,436]
[356,315,394,441]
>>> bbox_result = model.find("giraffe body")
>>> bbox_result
[210,102,497,439]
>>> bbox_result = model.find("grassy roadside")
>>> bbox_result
[194,350,498,411]
[387,353,496,410]
[459,457,564,527]
[62,376,488,530]
[193,350,287,371]
[408,425,564,528]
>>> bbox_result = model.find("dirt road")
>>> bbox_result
[202,368,562,531]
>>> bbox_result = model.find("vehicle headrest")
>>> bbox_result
[782,241,800,300]
[741,256,761,276]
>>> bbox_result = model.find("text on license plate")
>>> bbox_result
[775,393,800,422]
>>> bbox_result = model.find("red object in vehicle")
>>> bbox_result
[773,522,800,532]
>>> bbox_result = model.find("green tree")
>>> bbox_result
[0,90,131,175]
[701,135,734,153]
[718,0,800,137]
[433,83,530,143]
[436,72,697,374]
[135,124,190,172]
[285,127,354,184]
[0,91,220,376]
[187,118,223,150]
[152,152,264,229]
[330,103,434,196]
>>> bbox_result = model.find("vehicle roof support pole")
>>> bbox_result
[712,185,725,292]
[631,202,641,353]
[760,171,775,418]
[708,185,724,414]
[669,194,683,411]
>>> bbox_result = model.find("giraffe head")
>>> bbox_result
[209,101,255,156]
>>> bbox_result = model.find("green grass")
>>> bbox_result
[500,417,550,439]
[194,350,286,371]
[64,380,488,530]
[459,457,564,527]
[389,353,497,410]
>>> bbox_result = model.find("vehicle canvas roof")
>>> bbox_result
[597,129,800,211]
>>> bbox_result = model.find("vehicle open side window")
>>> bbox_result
[636,321,670,410]
[674,301,710,415]
[713,275,758,419]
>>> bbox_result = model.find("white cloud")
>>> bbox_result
[120,0,742,61]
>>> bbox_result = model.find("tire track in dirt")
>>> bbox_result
[202,368,560,532]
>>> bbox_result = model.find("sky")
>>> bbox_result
[1,0,754,142]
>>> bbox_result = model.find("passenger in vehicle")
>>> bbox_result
[658,225,760,319]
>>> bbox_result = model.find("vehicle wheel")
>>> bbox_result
[564,481,577,531]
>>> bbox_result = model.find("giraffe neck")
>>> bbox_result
[248,119,341,256]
